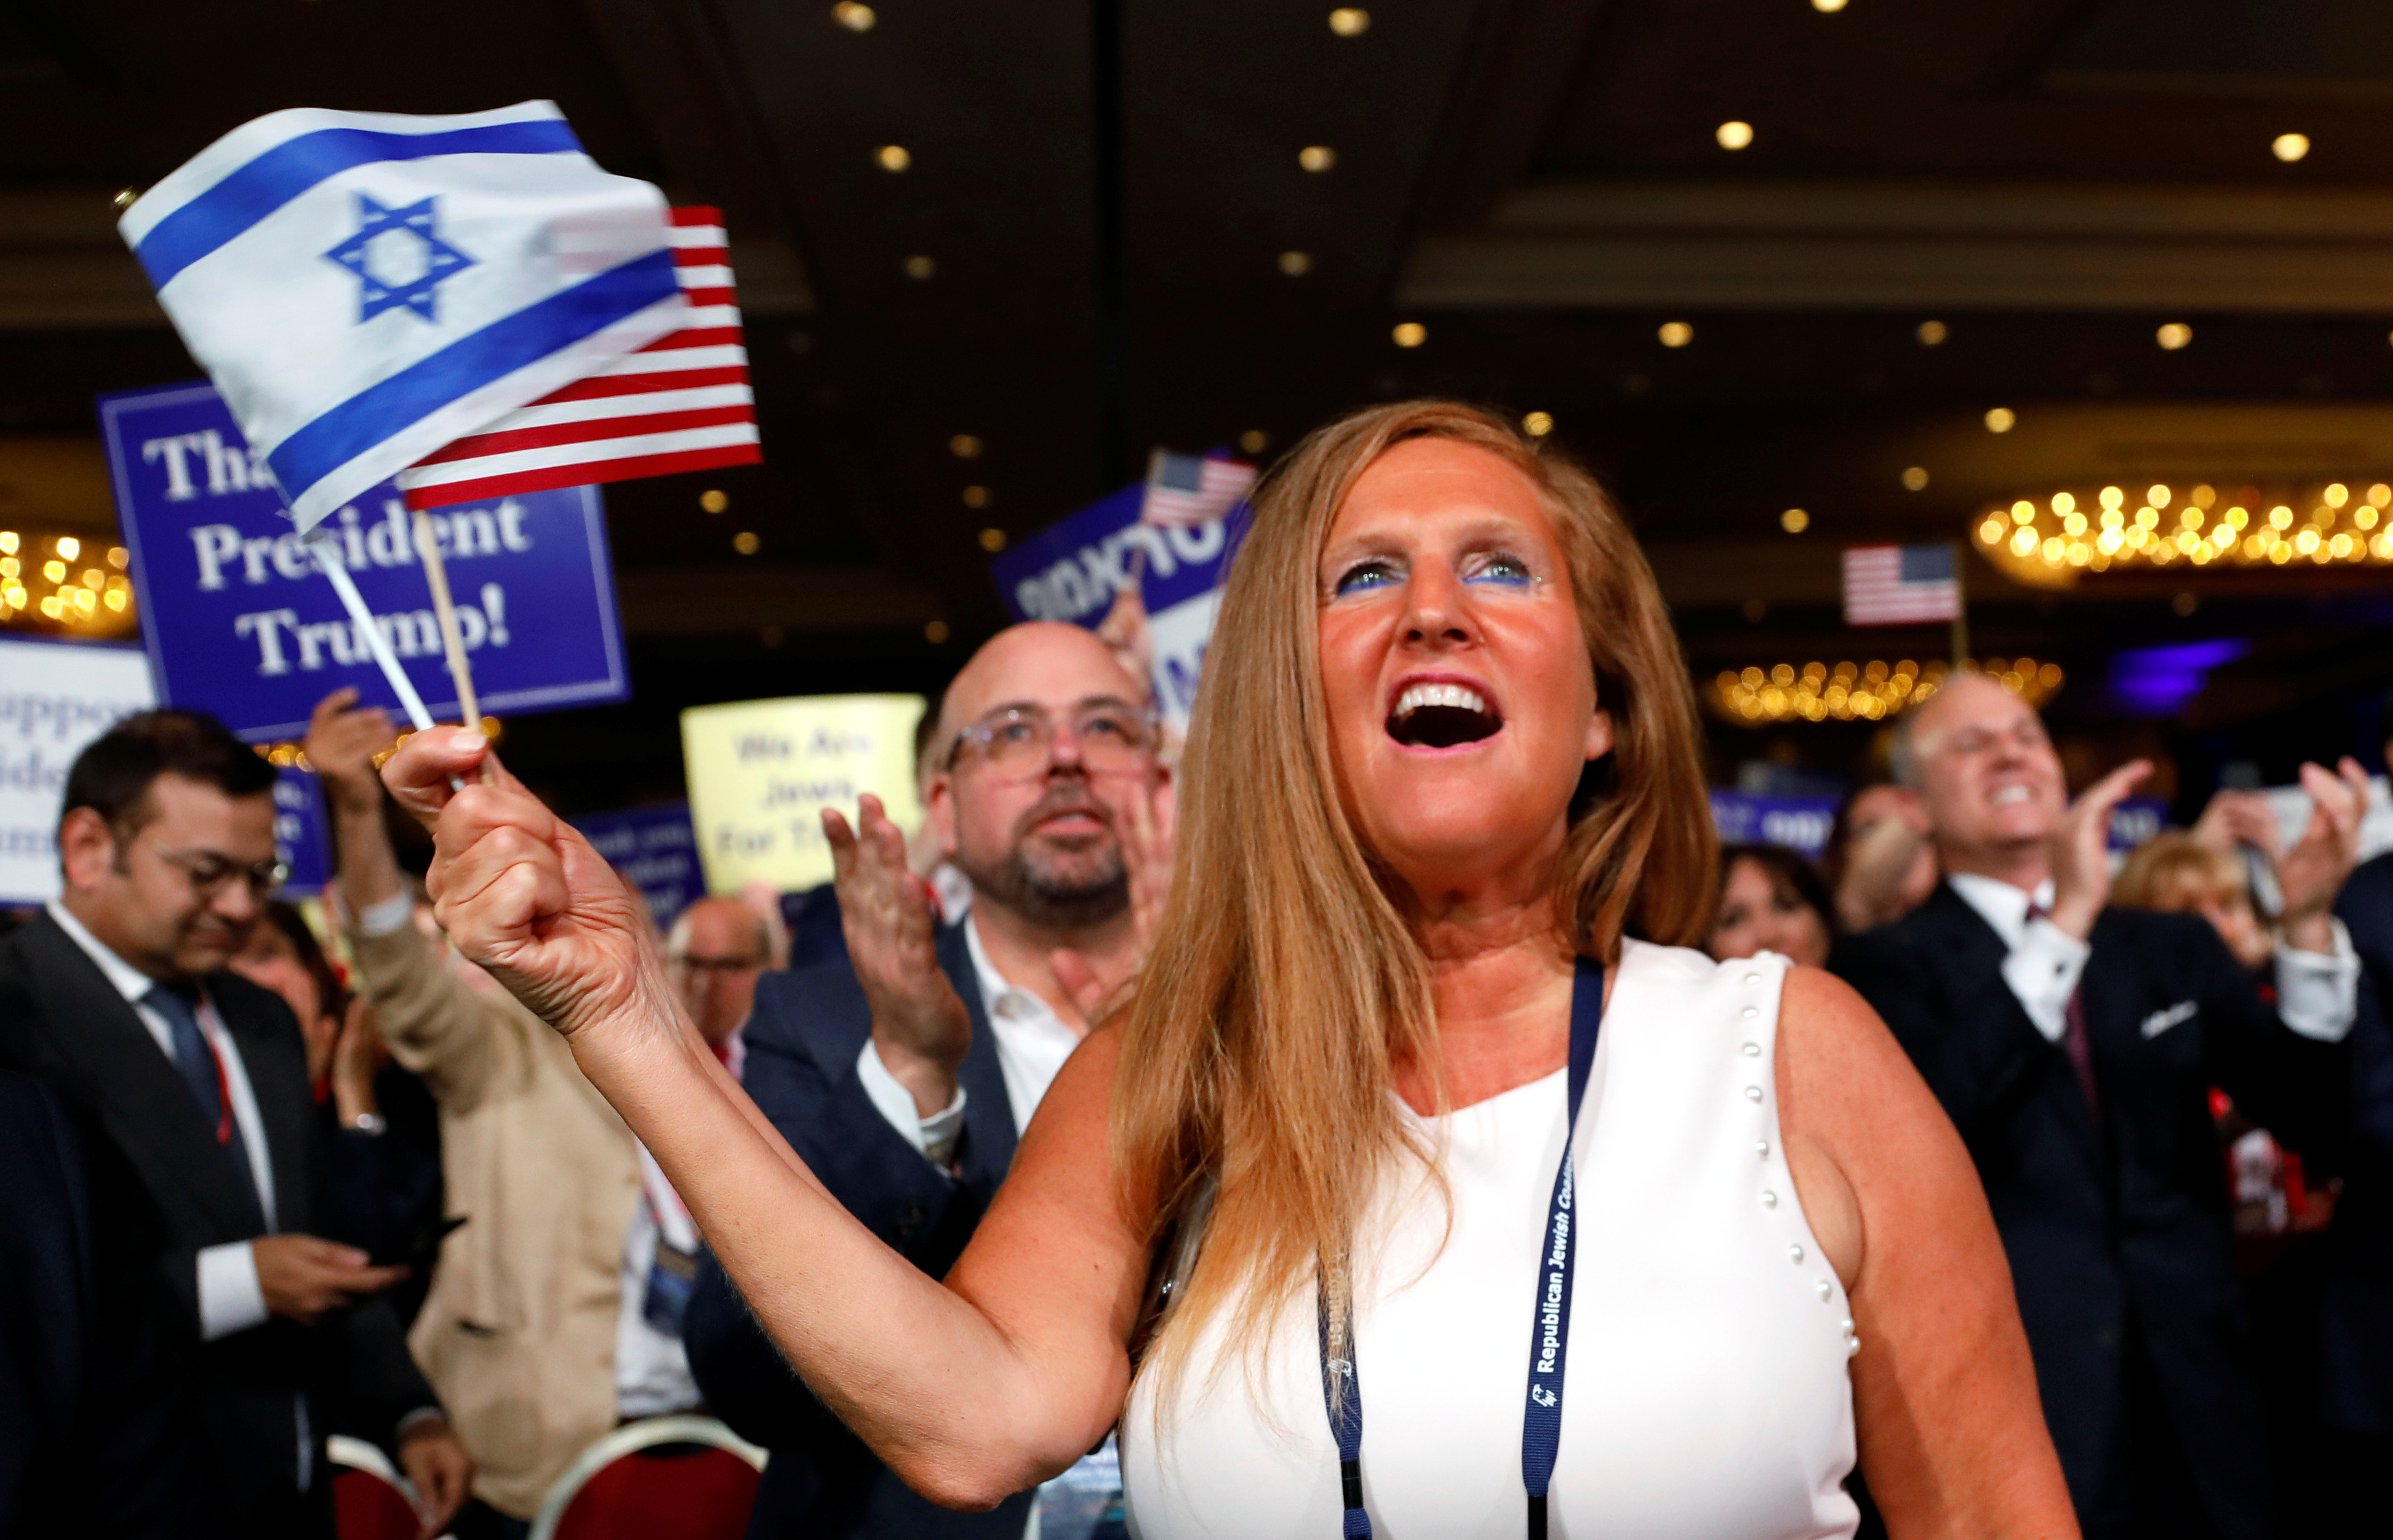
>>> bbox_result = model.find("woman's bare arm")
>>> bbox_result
[382,727,1143,1508]
[1776,966,2079,1539]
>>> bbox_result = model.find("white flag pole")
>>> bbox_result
[305,530,437,731]
[410,510,482,732]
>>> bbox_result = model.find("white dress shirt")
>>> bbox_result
[1945,872,2359,1044]
[856,912,1085,1166]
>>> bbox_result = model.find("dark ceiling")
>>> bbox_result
[5,0,2392,811]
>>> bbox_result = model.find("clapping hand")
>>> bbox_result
[2044,759,2152,940]
[2192,789,2283,861]
[824,793,973,1117]
[378,728,670,1052]
[1051,774,1174,1024]
[2276,757,2371,952]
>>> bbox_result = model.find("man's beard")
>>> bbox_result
[957,782,1132,930]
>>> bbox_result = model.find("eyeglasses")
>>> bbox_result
[946,700,1158,780]
[150,845,289,899]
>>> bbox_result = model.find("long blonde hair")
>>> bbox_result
[1112,399,1715,1396]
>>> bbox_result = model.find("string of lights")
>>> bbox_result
[1975,481,2393,588]
[0,530,136,634]
[1711,657,2063,726]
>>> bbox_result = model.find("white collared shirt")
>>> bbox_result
[46,900,277,1336]
[856,911,1086,1168]
[1944,873,2359,1044]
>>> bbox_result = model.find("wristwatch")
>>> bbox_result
[347,1110,388,1137]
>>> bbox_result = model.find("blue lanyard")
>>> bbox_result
[1318,956,1606,1539]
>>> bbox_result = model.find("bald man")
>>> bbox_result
[1832,673,2366,1540]
[685,622,1170,1540]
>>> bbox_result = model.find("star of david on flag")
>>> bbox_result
[323,194,475,323]
[120,101,686,533]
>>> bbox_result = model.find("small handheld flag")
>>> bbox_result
[1141,450,1257,529]
[119,101,686,533]
[1843,543,1961,626]
[397,207,761,508]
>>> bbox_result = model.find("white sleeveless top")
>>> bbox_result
[1120,941,1858,1540]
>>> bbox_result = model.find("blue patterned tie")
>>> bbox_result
[145,984,254,1183]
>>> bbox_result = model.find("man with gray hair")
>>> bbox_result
[1834,672,2367,1540]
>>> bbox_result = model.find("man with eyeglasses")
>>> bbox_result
[0,709,470,1538]
[685,619,1172,1540]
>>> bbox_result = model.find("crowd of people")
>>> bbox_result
[1,399,2388,1540]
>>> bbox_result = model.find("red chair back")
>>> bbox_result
[548,1442,760,1540]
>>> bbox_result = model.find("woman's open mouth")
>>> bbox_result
[1387,681,1503,749]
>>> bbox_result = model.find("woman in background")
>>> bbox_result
[1709,842,1836,968]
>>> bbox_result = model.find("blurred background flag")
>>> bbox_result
[399,206,761,509]
[1140,449,1255,528]
[1843,543,1962,626]
[117,100,685,532]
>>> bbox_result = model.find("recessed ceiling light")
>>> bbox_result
[1812,0,1848,11]
[1278,250,1314,276]
[903,254,936,280]
[875,144,911,173]
[1239,429,1270,454]
[1298,145,1337,172]
[1658,320,1693,347]
[962,486,991,508]
[1915,320,1948,346]
[2156,322,2192,350]
[978,527,1006,551]
[734,531,760,555]
[1391,321,1426,347]
[1901,467,1929,490]
[2272,133,2310,163]
[925,619,950,643]
[832,2,875,30]
[1781,508,1810,533]
[1715,121,1754,151]
[1522,411,1554,437]
[700,489,729,513]
[1328,7,1370,35]
[1984,407,2016,433]
[949,434,983,459]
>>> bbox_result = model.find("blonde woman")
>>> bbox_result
[381,402,2073,1537]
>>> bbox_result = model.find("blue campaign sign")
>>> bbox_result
[1709,791,1841,861]
[271,768,331,897]
[990,482,1248,728]
[98,382,631,743]
[572,802,701,933]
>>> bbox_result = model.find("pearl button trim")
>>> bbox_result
[1755,1140,1770,1158]
[1788,1244,1804,1264]
[1816,1280,1833,1302]
[1742,1005,1760,1020]
[1759,1190,1778,1208]
[1742,1041,1761,1057]
[1744,1085,1763,1102]
[1744,973,1762,986]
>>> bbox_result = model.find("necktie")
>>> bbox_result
[145,984,257,1182]
[2025,906,2102,1121]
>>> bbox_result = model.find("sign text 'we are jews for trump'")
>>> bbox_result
[100,381,630,743]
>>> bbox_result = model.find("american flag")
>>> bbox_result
[396,206,761,511]
[1843,543,1961,626]
[1140,449,1256,528]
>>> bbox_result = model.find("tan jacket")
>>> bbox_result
[347,922,641,1519]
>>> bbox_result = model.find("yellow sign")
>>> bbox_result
[680,693,928,894]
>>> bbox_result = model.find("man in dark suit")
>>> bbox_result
[0,1067,207,1538]
[1832,674,2366,1540]
[685,621,1171,1538]
[0,711,472,1538]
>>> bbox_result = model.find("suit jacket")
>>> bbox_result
[1832,884,2348,1540]
[2324,852,2393,1433]
[0,1069,209,1539]
[0,914,437,1536]
[343,918,641,1520]
[686,920,1036,1539]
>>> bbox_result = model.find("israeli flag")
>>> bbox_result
[120,101,685,532]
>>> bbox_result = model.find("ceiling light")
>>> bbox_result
[925,620,950,643]
[55,537,78,559]
[1984,407,2015,433]
[1328,7,1370,35]
[733,531,760,555]
[1901,467,1929,490]
[1657,320,1693,347]
[962,486,991,508]
[699,489,729,514]
[1916,320,1947,346]
[2156,322,2192,350]
[978,528,1006,551]
[1715,121,1754,151]
[2272,133,2310,163]
[1277,250,1314,276]
[874,144,911,173]
[1812,0,1848,10]
[832,2,875,30]
[1780,508,1810,533]
[1522,411,1553,437]
[1391,321,1426,348]
[1239,430,1270,454]
[903,254,936,280]
[949,434,983,459]
[1298,145,1337,172]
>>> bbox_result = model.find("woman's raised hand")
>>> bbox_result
[380,726,668,1045]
